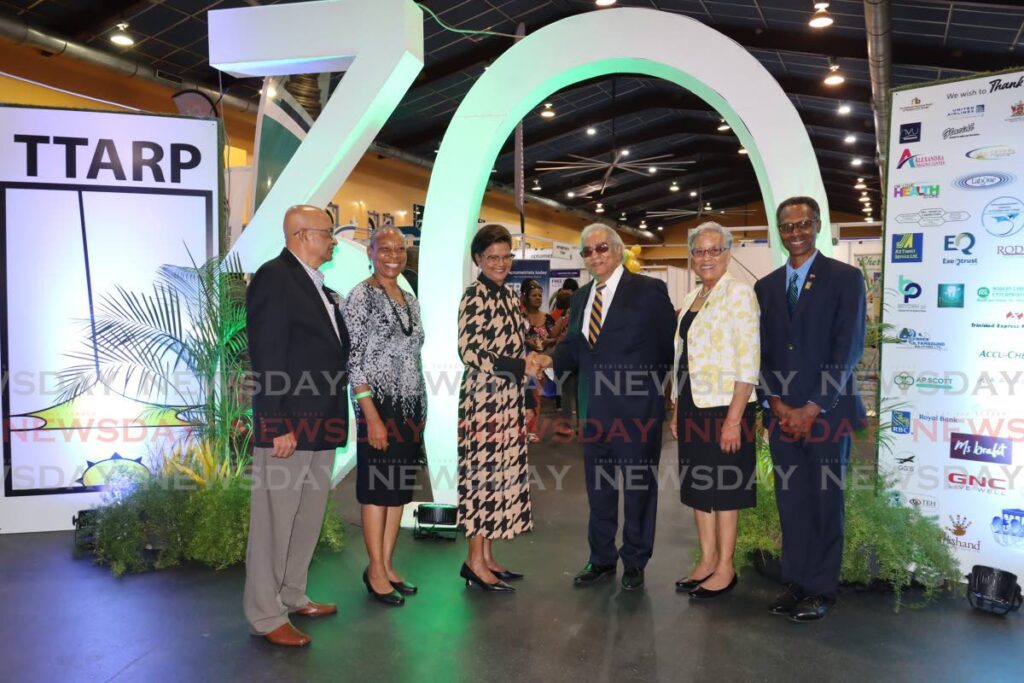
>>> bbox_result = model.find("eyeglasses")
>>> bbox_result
[580,242,611,258]
[294,228,336,239]
[484,253,515,265]
[778,219,818,235]
[691,246,729,258]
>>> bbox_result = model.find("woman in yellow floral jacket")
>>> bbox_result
[670,221,760,600]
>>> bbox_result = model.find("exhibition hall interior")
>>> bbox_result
[1,0,1022,680]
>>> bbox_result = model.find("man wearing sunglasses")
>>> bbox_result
[244,205,349,646]
[754,196,866,623]
[549,224,676,591]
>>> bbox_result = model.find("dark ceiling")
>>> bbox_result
[4,0,1024,226]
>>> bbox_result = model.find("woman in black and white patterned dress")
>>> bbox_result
[343,227,424,606]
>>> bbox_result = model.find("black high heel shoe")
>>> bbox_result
[363,568,405,606]
[460,563,515,592]
[390,579,418,595]
[493,569,524,581]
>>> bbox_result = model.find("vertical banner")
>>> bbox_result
[0,106,219,532]
[880,71,1024,575]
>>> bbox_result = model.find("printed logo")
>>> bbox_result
[991,509,1024,548]
[967,146,1015,161]
[978,349,1024,361]
[950,432,1013,465]
[899,275,922,303]
[893,372,962,393]
[892,410,912,434]
[900,98,932,113]
[943,122,979,139]
[982,196,1024,237]
[942,232,978,265]
[996,244,1024,257]
[937,283,964,308]
[976,286,1024,303]
[907,493,940,512]
[899,122,922,143]
[893,183,940,199]
[1009,101,1024,122]
[892,233,923,262]
[893,451,916,473]
[952,172,1017,190]
[947,104,985,120]
[947,470,1009,494]
[897,148,945,169]
[945,514,982,553]
[895,327,946,351]
[894,208,969,227]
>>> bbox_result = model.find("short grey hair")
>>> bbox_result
[579,223,624,252]
[368,226,405,254]
[688,221,733,251]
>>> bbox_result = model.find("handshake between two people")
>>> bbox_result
[525,351,552,380]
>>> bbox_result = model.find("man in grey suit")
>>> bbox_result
[243,205,350,647]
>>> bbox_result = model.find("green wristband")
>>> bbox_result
[353,390,372,400]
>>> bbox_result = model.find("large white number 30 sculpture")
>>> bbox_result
[210,0,828,503]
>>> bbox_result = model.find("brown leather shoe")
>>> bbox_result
[263,623,310,647]
[291,600,337,617]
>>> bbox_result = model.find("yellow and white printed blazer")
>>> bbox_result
[671,271,760,409]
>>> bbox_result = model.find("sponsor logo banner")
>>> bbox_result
[967,145,1015,161]
[897,147,945,169]
[996,244,1024,257]
[976,286,1024,303]
[943,122,979,139]
[942,232,977,265]
[895,327,946,350]
[899,121,922,142]
[892,410,912,434]
[900,98,932,113]
[982,196,1024,237]
[893,182,940,199]
[895,275,925,312]
[894,208,969,227]
[937,283,965,308]
[991,508,1024,548]
[947,104,985,120]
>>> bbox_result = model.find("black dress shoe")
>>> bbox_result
[689,573,738,599]
[363,568,404,606]
[675,573,714,592]
[573,563,616,586]
[621,567,645,591]
[460,563,515,592]
[390,579,418,595]
[789,594,835,622]
[493,569,524,581]
[768,584,805,616]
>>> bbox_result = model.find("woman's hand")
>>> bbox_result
[719,422,741,453]
[670,405,678,440]
[368,415,388,451]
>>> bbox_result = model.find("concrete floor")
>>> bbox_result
[1,421,1020,683]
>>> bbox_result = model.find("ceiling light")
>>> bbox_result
[541,102,555,118]
[690,191,698,197]
[809,2,834,29]
[837,103,852,115]
[823,59,845,86]
[531,180,541,191]
[619,212,627,219]
[670,182,680,192]
[567,191,575,198]
[595,0,617,6]
[657,225,663,231]
[738,147,748,154]
[851,157,863,166]
[844,134,856,144]
[620,149,630,156]
[648,166,658,174]
[862,207,872,213]
[859,196,870,203]
[586,126,597,135]
[854,180,867,190]
[639,220,647,228]
[717,119,731,132]
[704,203,712,210]
[110,22,134,47]
[595,203,605,213]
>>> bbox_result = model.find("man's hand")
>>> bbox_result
[526,352,552,379]
[768,396,791,423]
[367,415,388,451]
[272,431,297,458]
[783,402,821,439]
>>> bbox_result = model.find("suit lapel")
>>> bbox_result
[282,250,346,351]
[571,282,592,336]
[597,270,631,345]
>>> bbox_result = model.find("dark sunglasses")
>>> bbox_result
[580,242,611,258]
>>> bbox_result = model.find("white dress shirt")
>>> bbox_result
[581,263,625,331]
[289,249,341,341]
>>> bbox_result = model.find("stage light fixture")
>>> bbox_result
[541,102,555,118]
[823,58,845,86]
[110,23,134,47]
[809,3,834,29]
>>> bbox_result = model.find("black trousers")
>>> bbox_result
[769,428,850,596]
[582,428,662,570]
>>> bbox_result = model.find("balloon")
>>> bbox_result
[629,245,643,256]
[624,257,642,273]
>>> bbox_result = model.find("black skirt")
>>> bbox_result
[355,394,424,506]
[675,309,756,512]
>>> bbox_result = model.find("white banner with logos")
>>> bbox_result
[0,105,219,533]
[880,71,1024,575]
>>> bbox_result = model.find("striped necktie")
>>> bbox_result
[787,272,799,315]
[588,283,607,346]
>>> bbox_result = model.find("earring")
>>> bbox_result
[368,262,373,271]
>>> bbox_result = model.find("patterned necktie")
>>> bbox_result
[588,283,607,346]
[787,272,799,315]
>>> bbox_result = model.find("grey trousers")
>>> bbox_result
[243,447,335,634]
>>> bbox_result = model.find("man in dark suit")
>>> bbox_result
[243,205,350,646]
[754,196,866,622]
[549,224,676,591]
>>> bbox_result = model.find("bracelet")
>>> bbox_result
[353,390,372,400]
[723,420,741,428]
